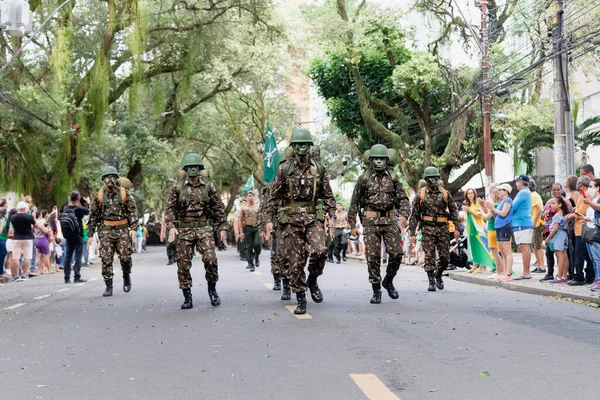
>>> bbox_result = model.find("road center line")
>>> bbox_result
[55,288,70,293]
[88,277,99,282]
[349,374,400,400]
[4,303,26,310]
[285,305,312,319]
[33,294,51,300]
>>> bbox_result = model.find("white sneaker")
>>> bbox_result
[21,276,30,281]
[487,273,498,280]
[13,277,22,282]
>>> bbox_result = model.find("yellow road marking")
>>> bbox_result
[285,305,312,319]
[349,374,400,400]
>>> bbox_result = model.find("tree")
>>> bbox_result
[307,1,482,192]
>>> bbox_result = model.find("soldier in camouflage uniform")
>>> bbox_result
[165,153,228,309]
[88,166,138,297]
[265,129,336,315]
[348,144,410,304]
[408,167,460,291]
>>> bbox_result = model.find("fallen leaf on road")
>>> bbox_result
[36,385,47,388]
[480,371,490,376]
[429,389,437,392]
[129,377,135,380]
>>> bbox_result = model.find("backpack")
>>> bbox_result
[419,187,449,208]
[98,186,127,208]
[59,208,80,238]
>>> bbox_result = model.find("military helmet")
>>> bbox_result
[423,166,440,178]
[387,148,398,167]
[369,144,389,159]
[100,166,119,180]
[289,128,313,144]
[181,153,204,169]
[362,150,371,165]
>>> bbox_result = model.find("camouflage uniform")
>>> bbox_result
[265,129,335,314]
[165,176,226,289]
[88,168,138,297]
[348,146,410,303]
[259,186,288,294]
[408,167,459,291]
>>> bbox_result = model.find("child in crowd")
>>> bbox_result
[54,237,63,271]
[546,197,569,283]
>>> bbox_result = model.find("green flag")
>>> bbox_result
[465,213,496,269]
[242,175,254,193]
[263,125,279,184]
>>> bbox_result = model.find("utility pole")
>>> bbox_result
[552,0,568,183]
[480,0,493,186]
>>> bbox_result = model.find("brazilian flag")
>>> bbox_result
[465,213,496,268]
[263,125,279,184]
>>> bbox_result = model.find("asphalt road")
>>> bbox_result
[1,246,599,400]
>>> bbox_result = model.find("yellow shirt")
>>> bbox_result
[531,191,544,227]
[468,204,484,228]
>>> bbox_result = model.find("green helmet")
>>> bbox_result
[181,153,204,169]
[387,148,398,167]
[289,128,313,144]
[423,166,440,178]
[368,144,389,159]
[100,166,119,180]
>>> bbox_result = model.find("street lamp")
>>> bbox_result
[0,0,33,37]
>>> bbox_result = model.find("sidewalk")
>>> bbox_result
[347,252,600,305]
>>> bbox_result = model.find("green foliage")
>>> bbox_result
[88,51,110,133]
[392,52,444,103]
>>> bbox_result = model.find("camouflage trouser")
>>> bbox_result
[98,228,133,282]
[422,225,449,272]
[364,223,403,283]
[243,225,261,260]
[270,227,287,278]
[283,220,327,293]
[176,226,218,289]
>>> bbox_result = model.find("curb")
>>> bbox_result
[448,272,600,305]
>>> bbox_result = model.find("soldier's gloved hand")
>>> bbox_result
[168,228,178,243]
[400,216,408,229]
[265,222,273,241]
[220,231,227,247]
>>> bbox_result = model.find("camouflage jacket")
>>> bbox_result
[88,186,138,236]
[266,156,336,225]
[164,176,226,231]
[408,185,460,236]
[348,169,410,229]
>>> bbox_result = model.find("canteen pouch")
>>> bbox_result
[316,200,325,222]
[277,208,289,225]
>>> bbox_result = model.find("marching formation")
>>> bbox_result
[84,128,457,314]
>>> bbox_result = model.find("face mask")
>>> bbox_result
[371,157,388,171]
[104,176,116,190]
[292,143,310,156]
[589,188,597,197]
[426,177,440,187]
[186,165,202,177]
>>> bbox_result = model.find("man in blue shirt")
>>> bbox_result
[512,175,534,279]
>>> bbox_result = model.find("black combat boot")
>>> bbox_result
[307,274,323,303]
[381,275,399,299]
[370,283,382,304]
[167,255,176,265]
[255,257,260,267]
[272,274,282,290]
[294,291,307,315]
[181,288,193,309]
[123,273,132,293]
[342,248,347,262]
[335,255,341,264]
[427,271,436,292]
[435,269,444,290]
[208,282,221,306]
[247,258,255,271]
[327,255,334,263]
[102,279,113,297]
[281,279,291,300]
